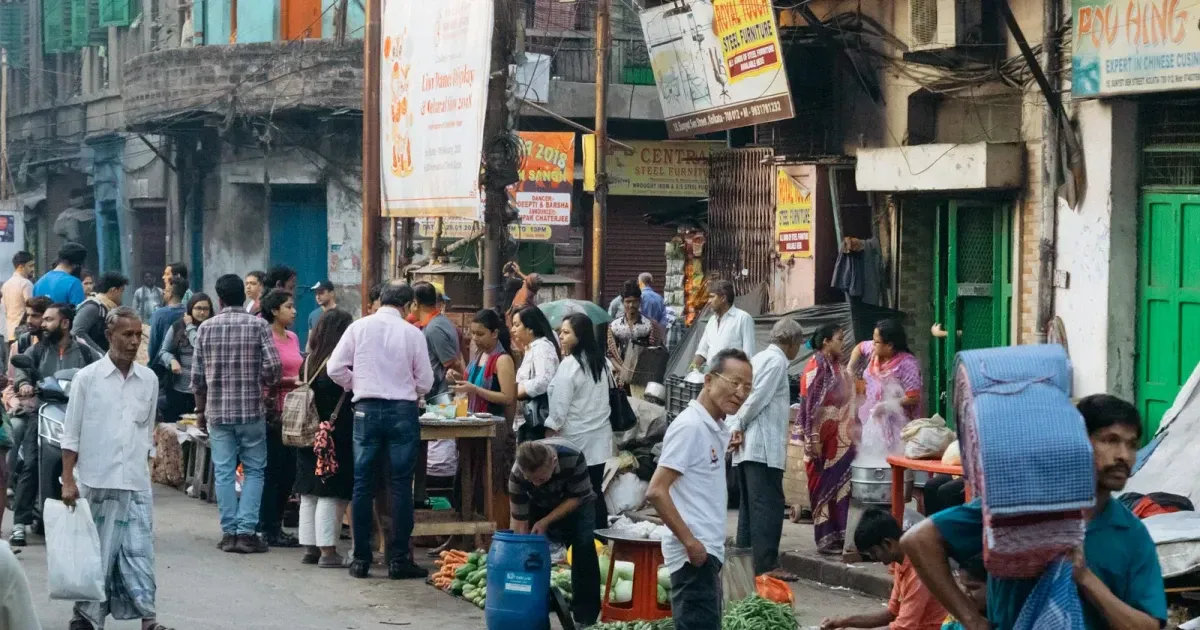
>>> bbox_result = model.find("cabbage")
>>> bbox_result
[613,561,635,582]
[598,554,611,585]
[657,566,671,589]
[611,578,634,604]
[656,584,668,605]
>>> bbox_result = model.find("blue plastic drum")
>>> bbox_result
[485,531,552,629]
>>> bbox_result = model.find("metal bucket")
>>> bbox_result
[850,465,892,505]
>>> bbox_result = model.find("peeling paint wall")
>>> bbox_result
[327,171,364,318]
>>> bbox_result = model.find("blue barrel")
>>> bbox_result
[485,531,552,629]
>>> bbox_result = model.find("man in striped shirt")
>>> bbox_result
[508,439,601,626]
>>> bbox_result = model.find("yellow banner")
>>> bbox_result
[583,136,719,197]
[713,0,784,84]
[775,167,813,259]
[508,224,552,241]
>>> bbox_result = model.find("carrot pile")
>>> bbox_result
[431,550,470,591]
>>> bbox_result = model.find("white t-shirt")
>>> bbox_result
[658,399,731,573]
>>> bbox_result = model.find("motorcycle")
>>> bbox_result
[10,354,79,533]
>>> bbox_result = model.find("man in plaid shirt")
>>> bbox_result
[192,273,282,555]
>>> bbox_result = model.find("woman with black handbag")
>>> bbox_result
[546,313,614,530]
[511,306,560,443]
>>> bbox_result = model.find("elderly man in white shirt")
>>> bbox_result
[60,307,172,630]
[692,279,756,372]
[729,317,804,580]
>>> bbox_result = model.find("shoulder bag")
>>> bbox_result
[607,367,637,433]
[314,392,349,478]
[280,357,330,447]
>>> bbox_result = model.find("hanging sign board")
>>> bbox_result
[380,0,494,219]
[775,166,814,259]
[513,132,575,225]
[583,136,720,197]
[1071,0,1200,97]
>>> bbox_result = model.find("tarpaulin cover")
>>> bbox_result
[1126,359,1200,505]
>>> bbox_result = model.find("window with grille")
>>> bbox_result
[1142,100,1200,188]
[0,1,28,67]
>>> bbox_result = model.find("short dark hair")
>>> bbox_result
[265,265,297,289]
[26,296,51,315]
[853,507,903,553]
[167,276,189,302]
[709,348,751,375]
[11,251,33,268]
[260,290,292,324]
[380,283,414,309]
[1077,394,1142,440]
[810,324,840,351]
[958,554,987,583]
[620,280,641,301]
[167,262,189,280]
[96,271,129,293]
[709,279,735,304]
[875,319,912,354]
[413,281,438,307]
[215,273,247,308]
[56,242,87,267]
[246,270,266,284]
[369,283,384,304]
[47,302,77,328]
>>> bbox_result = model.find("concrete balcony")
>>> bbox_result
[122,39,363,129]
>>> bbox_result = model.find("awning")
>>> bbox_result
[53,205,96,240]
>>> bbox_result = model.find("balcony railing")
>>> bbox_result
[523,0,654,86]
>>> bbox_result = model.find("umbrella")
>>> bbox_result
[538,299,612,328]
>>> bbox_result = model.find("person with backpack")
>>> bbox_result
[9,303,99,546]
[73,271,129,353]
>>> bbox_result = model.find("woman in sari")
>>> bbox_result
[848,318,923,451]
[794,324,854,554]
[606,280,664,396]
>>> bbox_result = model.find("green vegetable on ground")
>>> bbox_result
[721,595,796,630]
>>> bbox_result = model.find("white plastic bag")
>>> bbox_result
[604,472,649,515]
[44,498,105,601]
[902,415,956,460]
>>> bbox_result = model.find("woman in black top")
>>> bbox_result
[294,309,355,567]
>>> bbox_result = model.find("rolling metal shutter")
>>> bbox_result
[602,198,678,305]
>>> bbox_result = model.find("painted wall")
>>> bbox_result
[237,0,280,43]
[326,173,364,317]
[1053,99,1139,399]
[322,0,365,39]
[204,0,233,45]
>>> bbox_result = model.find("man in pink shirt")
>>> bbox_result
[1,252,35,343]
[328,282,433,580]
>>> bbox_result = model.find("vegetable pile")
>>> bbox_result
[432,549,489,609]
[582,596,796,630]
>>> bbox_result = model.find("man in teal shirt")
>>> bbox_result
[902,395,1166,630]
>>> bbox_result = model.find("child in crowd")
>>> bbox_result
[941,555,987,630]
[820,508,947,630]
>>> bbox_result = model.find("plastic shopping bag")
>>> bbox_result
[44,498,105,601]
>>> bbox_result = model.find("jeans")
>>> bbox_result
[209,421,268,535]
[535,499,600,625]
[12,413,38,526]
[735,461,785,575]
[670,557,724,630]
[7,414,26,476]
[258,423,296,536]
[351,399,420,564]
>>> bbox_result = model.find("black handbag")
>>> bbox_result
[522,393,550,429]
[607,368,637,432]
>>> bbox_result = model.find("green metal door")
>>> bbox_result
[1136,193,1200,437]
[930,201,1013,423]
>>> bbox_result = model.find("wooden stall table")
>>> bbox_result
[411,417,502,550]
[886,455,968,522]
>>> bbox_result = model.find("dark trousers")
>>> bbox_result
[12,413,39,526]
[351,399,420,564]
[517,423,545,443]
[587,464,608,531]
[735,461,785,575]
[923,474,966,516]
[163,388,196,424]
[670,557,724,630]
[535,500,600,625]
[258,423,297,535]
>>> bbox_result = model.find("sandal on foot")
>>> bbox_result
[766,569,800,582]
[143,623,175,630]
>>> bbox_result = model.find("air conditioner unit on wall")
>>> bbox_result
[910,0,983,52]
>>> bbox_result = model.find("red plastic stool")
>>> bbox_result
[600,536,672,622]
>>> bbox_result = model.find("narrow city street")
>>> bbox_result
[9,488,882,629]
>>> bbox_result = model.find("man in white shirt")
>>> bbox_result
[328,282,433,581]
[691,280,756,372]
[648,348,752,630]
[0,540,39,629]
[729,317,804,580]
[60,306,172,630]
[1,251,34,343]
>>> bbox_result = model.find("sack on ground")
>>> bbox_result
[902,415,956,459]
[605,472,649,515]
[45,498,106,601]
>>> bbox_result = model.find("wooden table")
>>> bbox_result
[411,418,501,546]
[886,455,967,522]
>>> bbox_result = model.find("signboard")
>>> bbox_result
[380,0,494,219]
[1072,0,1200,97]
[775,166,814,259]
[639,0,794,138]
[583,136,720,197]
[415,219,560,242]
[514,132,574,225]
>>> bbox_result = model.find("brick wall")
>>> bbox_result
[123,39,364,128]
[897,202,937,376]
[1018,98,1045,344]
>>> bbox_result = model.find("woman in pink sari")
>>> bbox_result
[795,324,856,554]
[849,319,923,451]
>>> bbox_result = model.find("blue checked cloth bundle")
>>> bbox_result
[1013,558,1086,630]
[954,344,1095,516]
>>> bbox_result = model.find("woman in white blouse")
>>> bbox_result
[547,313,614,530]
[512,305,561,442]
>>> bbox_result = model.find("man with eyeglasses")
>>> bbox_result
[647,348,752,630]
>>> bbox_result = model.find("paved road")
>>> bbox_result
[10,488,882,629]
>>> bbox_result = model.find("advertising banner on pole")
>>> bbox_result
[776,166,814,259]
[513,132,574,225]
[380,0,494,219]
[639,0,794,138]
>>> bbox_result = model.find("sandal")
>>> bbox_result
[766,569,800,582]
[143,623,175,630]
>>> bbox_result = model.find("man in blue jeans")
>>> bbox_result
[192,274,282,555]
[328,282,433,579]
